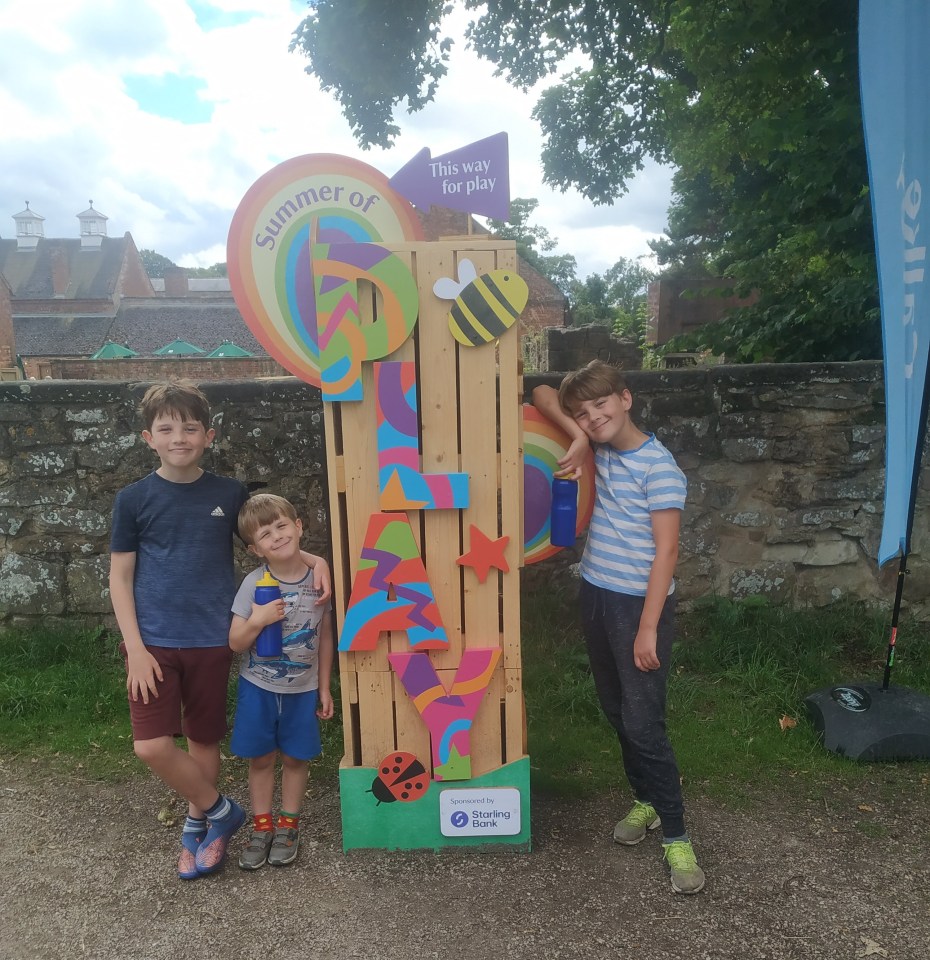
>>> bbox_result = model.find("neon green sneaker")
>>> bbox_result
[613,801,660,845]
[662,840,706,894]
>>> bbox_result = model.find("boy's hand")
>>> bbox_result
[633,627,661,672]
[253,599,285,626]
[125,648,164,704]
[556,436,589,480]
[316,689,334,720]
[310,556,332,604]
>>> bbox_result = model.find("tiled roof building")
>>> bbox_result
[1,202,566,379]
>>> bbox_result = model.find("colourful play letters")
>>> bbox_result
[314,243,420,402]
[375,361,470,510]
[339,513,449,652]
[388,648,502,781]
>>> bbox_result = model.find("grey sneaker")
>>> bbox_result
[238,829,274,870]
[613,801,660,845]
[268,826,300,867]
[663,840,706,894]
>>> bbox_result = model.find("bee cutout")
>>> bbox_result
[368,751,430,805]
[433,258,529,347]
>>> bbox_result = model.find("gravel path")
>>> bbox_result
[2,757,927,960]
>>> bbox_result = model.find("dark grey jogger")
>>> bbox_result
[580,578,687,840]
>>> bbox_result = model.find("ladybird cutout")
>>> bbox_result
[369,752,430,805]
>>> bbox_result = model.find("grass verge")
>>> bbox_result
[2,590,929,807]
[522,585,930,805]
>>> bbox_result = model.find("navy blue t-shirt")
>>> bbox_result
[110,471,249,648]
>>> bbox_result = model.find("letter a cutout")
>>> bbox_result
[388,648,502,780]
[339,513,449,652]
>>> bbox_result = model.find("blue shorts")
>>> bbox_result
[229,677,322,762]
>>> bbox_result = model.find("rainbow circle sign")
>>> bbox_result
[227,154,424,388]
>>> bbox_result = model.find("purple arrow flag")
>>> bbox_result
[388,132,510,220]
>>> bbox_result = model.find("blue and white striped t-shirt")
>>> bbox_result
[580,433,687,597]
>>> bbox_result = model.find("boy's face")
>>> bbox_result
[569,389,634,448]
[142,413,215,471]
[247,515,303,563]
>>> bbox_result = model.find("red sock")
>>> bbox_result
[253,812,274,832]
[277,812,299,829]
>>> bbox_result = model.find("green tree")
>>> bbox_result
[139,248,176,279]
[568,257,655,334]
[569,273,614,327]
[485,198,577,293]
[289,0,452,148]
[292,0,880,362]
[187,262,228,278]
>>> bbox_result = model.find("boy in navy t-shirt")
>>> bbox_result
[109,380,330,879]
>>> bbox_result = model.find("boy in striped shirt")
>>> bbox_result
[533,360,704,894]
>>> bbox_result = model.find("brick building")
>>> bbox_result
[1,203,566,380]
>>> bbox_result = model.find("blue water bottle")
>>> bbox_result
[550,476,578,547]
[254,570,283,657]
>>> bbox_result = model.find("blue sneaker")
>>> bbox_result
[178,817,206,881]
[195,799,245,875]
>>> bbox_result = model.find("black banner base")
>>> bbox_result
[804,682,930,760]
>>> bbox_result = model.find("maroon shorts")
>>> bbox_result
[121,643,233,745]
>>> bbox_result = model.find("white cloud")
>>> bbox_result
[0,0,672,277]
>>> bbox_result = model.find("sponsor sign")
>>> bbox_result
[439,787,521,836]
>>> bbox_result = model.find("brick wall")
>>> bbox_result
[26,357,287,380]
[647,278,759,344]
[0,279,13,366]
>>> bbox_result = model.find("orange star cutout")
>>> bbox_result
[456,524,510,583]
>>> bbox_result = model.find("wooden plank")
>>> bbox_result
[455,246,506,774]
[503,666,527,762]
[323,403,358,758]
[468,665,505,778]
[413,243,466,672]
[496,245,524,675]
[357,671,397,766]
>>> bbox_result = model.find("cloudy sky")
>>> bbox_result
[0,0,673,280]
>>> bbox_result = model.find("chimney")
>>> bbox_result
[0,279,15,366]
[164,266,190,297]
[13,201,44,250]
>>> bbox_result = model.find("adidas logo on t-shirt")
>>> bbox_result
[211,507,226,517]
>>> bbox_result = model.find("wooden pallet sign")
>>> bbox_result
[229,151,530,850]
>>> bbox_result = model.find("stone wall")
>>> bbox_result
[0,378,327,627]
[530,361,926,614]
[1,362,926,627]
[545,324,642,372]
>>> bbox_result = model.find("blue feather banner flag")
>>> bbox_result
[861,0,930,565]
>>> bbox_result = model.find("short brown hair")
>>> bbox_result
[558,360,629,414]
[238,493,300,545]
[140,380,211,431]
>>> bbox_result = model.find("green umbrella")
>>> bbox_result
[206,340,253,358]
[90,340,138,359]
[154,338,204,356]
